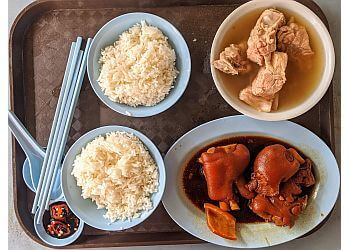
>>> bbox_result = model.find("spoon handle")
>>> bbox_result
[8,111,44,158]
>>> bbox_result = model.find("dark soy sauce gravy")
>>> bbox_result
[217,8,324,111]
[182,136,315,223]
[43,201,80,239]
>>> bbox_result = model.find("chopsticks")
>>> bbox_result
[31,37,92,224]
[42,38,92,211]
[31,41,78,214]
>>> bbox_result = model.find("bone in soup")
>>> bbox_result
[213,8,324,112]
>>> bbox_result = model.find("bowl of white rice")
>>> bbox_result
[60,126,165,231]
[87,12,191,117]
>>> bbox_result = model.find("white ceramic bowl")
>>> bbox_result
[87,12,191,117]
[210,0,335,121]
[61,126,166,231]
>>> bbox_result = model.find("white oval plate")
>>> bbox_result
[162,115,339,248]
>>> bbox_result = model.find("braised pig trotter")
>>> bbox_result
[249,194,307,227]
[248,144,305,196]
[199,144,250,210]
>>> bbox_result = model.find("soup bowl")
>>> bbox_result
[210,0,335,121]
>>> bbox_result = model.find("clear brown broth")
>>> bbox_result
[217,8,324,111]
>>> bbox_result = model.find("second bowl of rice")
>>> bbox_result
[87,12,191,117]
[61,126,165,231]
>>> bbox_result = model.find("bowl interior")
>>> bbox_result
[210,0,334,121]
[87,12,191,117]
[61,126,166,231]
[34,198,84,247]
[23,155,63,200]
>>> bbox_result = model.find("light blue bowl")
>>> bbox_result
[87,12,191,117]
[22,157,63,200]
[60,126,166,231]
[34,197,85,247]
[22,158,36,193]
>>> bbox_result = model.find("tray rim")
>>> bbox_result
[9,0,334,248]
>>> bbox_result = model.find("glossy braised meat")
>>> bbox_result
[198,144,252,210]
[292,159,315,187]
[280,158,315,201]
[251,52,288,99]
[213,42,252,75]
[235,175,256,200]
[249,194,307,227]
[277,17,314,70]
[247,144,305,196]
[247,9,286,66]
[280,178,302,203]
[249,160,315,227]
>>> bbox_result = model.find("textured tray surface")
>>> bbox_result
[10,0,333,248]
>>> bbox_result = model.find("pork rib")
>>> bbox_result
[247,9,286,66]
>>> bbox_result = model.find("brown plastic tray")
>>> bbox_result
[10,0,335,248]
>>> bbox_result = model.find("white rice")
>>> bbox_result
[97,21,178,107]
[71,131,159,222]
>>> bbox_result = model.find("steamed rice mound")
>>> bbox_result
[97,21,178,107]
[71,131,159,222]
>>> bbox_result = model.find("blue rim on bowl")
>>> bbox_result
[60,126,166,231]
[87,12,191,117]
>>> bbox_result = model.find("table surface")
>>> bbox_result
[8,0,341,249]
